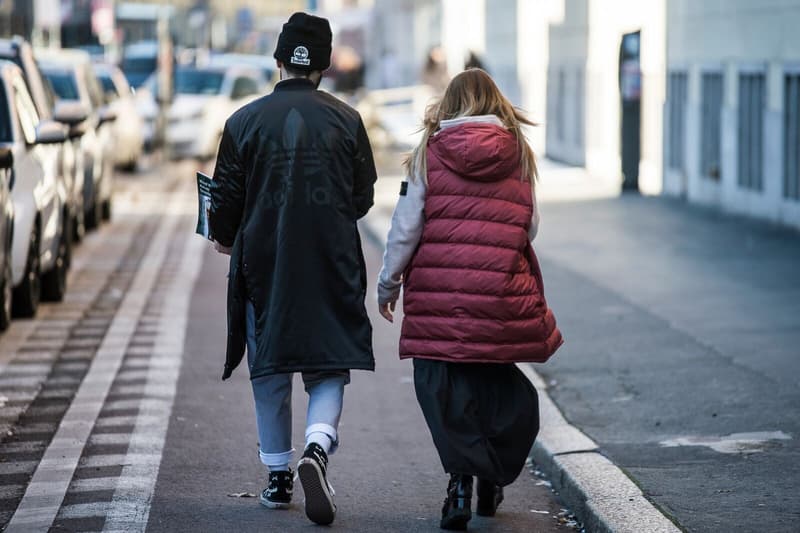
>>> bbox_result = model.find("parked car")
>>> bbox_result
[165,65,265,159]
[0,37,81,244]
[94,63,144,171]
[0,61,71,316]
[207,53,276,83]
[134,73,158,151]
[121,40,158,89]
[0,145,14,330]
[37,49,116,229]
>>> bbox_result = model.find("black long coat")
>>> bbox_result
[209,78,377,380]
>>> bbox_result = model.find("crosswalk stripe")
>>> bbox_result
[4,186,187,533]
[104,210,204,533]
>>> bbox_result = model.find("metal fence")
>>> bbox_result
[737,72,765,191]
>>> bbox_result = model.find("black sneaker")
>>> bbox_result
[440,474,472,530]
[260,468,293,509]
[475,478,504,517]
[297,443,336,525]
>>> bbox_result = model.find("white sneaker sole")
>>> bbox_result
[259,494,291,510]
[297,458,336,525]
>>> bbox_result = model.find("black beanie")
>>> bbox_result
[273,12,332,72]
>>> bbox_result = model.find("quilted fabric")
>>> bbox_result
[400,122,563,363]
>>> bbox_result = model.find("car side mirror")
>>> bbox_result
[98,106,117,126]
[54,101,90,126]
[35,120,68,145]
[0,147,13,169]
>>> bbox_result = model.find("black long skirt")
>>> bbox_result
[413,358,540,487]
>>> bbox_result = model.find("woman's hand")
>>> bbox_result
[379,301,396,323]
[213,240,232,255]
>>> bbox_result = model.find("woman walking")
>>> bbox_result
[377,68,563,530]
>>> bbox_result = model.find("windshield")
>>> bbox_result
[174,69,225,95]
[43,71,80,101]
[121,56,157,88]
[97,73,118,97]
[0,82,10,142]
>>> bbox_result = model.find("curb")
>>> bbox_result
[359,215,681,533]
[518,364,682,533]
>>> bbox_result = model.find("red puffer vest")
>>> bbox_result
[399,122,563,363]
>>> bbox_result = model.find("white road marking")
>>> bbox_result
[82,452,162,467]
[103,220,204,532]
[660,431,791,454]
[5,186,187,533]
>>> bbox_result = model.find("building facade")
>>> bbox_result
[664,0,800,228]
[545,0,666,194]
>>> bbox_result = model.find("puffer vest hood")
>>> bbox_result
[399,121,563,363]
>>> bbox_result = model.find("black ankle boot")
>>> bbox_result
[440,474,473,530]
[475,478,504,517]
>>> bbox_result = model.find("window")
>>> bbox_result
[700,72,723,180]
[97,73,120,99]
[738,72,765,191]
[784,73,800,200]
[44,71,80,101]
[231,77,260,100]
[667,71,687,171]
[174,69,225,95]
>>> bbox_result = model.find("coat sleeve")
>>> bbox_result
[377,174,426,305]
[352,118,377,219]
[209,121,246,247]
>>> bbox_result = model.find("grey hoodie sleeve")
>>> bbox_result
[529,185,540,241]
[377,176,426,305]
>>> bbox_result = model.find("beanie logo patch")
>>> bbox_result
[290,46,310,66]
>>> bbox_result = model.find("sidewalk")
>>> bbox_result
[365,154,800,532]
[145,243,576,532]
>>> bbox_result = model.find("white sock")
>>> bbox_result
[268,463,290,472]
[306,431,333,454]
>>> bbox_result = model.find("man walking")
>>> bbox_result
[209,12,377,526]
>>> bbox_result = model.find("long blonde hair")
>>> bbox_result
[405,68,538,184]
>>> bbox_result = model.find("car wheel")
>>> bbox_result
[0,253,12,331]
[73,209,85,243]
[12,226,41,318]
[85,198,101,231]
[42,221,70,302]
[101,198,112,222]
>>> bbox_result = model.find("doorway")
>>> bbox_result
[619,30,641,191]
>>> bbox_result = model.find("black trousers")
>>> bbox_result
[413,359,540,487]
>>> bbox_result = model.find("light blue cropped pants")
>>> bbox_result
[246,302,349,469]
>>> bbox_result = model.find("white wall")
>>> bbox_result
[666,0,800,228]
[367,0,442,88]
[441,0,485,76]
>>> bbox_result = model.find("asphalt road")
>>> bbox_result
[145,229,572,533]
[532,195,800,532]
[7,147,795,532]
[0,156,575,532]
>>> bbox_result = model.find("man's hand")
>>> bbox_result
[378,301,396,323]
[213,240,232,255]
